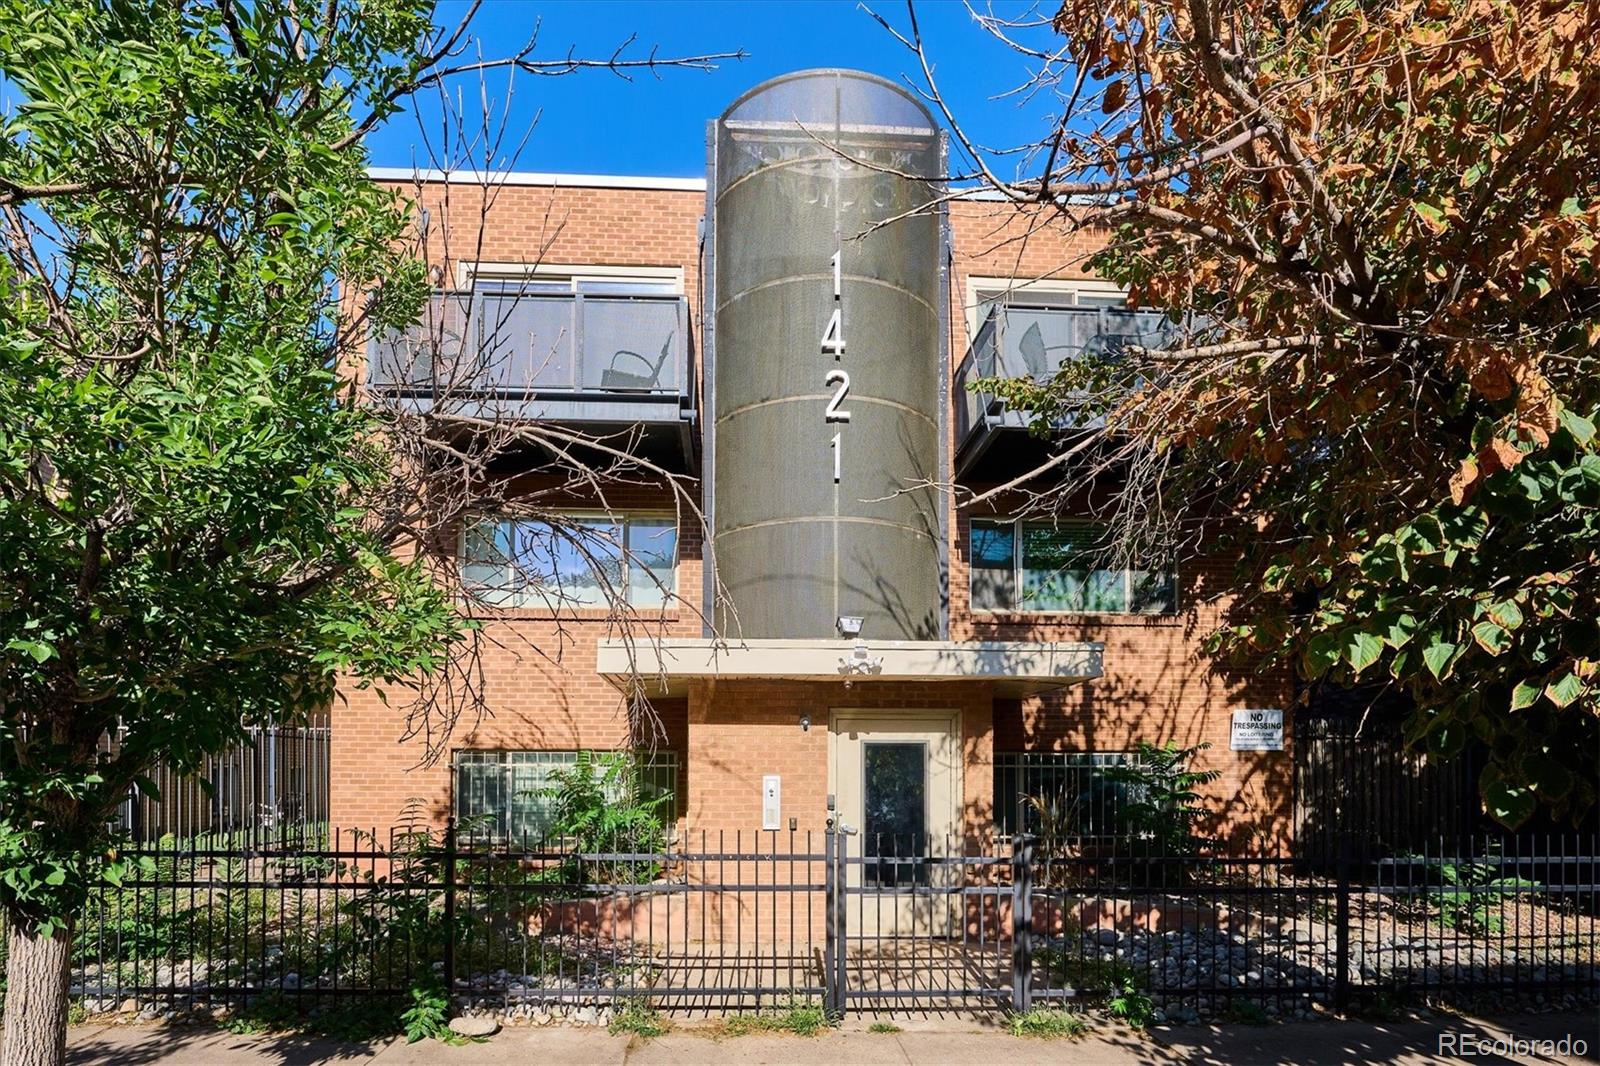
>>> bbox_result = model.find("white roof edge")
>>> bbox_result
[366,167,706,192]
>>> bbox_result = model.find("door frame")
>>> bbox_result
[827,708,963,843]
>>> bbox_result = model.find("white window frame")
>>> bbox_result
[964,276,1129,340]
[459,510,679,610]
[456,261,684,294]
[968,516,1177,616]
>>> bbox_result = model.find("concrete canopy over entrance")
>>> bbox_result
[595,638,1103,697]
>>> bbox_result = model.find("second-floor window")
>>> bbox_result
[461,513,678,609]
[970,519,1175,615]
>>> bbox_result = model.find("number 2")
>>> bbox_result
[824,369,851,423]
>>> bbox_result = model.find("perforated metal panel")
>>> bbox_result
[706,70,949,640]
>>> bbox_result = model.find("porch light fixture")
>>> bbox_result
[836,615,863,639]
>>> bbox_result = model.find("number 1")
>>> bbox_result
[831,250,841,298]
[831,431,841,483]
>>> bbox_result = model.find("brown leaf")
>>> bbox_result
[1449,456,1480,505]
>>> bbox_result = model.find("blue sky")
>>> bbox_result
[365,1,1064,179]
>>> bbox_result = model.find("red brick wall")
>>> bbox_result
[334,176,1292,845]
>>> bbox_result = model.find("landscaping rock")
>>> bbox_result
[448,1014,499,1038]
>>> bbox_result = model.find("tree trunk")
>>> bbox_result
[1,913,72,1066]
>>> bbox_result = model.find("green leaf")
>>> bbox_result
[1544,672,1585,708]
[1346,631,1383,673]
[1470,620,1510,655]
[1422,640,1458,680]
[5,638,54,663]
[1486,599,1523,630]
[1509,680,1542,711]
[1482,777,1536,829]
[1558,407,1596,444]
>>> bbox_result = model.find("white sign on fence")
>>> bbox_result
[1230,708,1284,751]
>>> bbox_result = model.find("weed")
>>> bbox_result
[1224,1001,1271,1026]
[398,983,454,1044]
[868,1021,902,1033]
[1007,1008,1090,1039]
[609,1000,669,1039]
[720,999,832,1037]
[1107,977,1157,1028]
[66,1000,88,1026]
[1037,949,1140,991]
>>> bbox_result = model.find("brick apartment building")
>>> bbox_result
[337,69,1293,853]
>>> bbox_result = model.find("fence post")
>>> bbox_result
[832,827,851,1017]
[824,825,837,1016]
[1333,828,1351,1014]
[1011,833,1035,1014]
[442,817,458,1004]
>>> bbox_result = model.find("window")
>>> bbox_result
[994,752,1145,839]
[453,750,679,839]
[970,519,1175,614]
[462,513,677,609]
[462,263,682,297]
[967,278,1128,338]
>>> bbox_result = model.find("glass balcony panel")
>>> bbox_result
[476,292,576,391]
[580,297,681,393]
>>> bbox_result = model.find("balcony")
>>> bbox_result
[367,289,696,467]
[953,304,1182,478]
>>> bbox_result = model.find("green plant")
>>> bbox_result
[1424,853,1540,935]
[609,1000,669,1039]
[868,1021,902,1033]
[720,1000,832,1037]
[1104,743,1222,862]
[1106,977,1156,1028]
[1007,1008,1090,1039]
[398,982,455,1044]
[1037,949,1140,992]
[1225,1001,1271,1026]
[542,752,671,885]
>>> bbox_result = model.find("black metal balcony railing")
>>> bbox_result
[954,304,1182,467]
[367,290,692,414]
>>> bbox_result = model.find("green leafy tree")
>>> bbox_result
[908,0,1599,827]
[0,3,732,1062]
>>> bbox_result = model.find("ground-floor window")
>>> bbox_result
[453,749,678,839]
[993,751,1144,840]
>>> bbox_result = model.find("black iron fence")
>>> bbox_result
[71,825,1598,1019]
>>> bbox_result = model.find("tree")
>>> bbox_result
[888,0,1599,825]
[0,3,734,1062]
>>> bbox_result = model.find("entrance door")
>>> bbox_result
[830,711,962,936]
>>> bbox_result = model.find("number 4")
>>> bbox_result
[821,307,845,357]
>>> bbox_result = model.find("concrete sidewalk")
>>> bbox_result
[59,1010,1599,1065]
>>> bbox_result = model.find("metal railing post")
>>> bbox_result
[823,826,836,1015]
[1334,828,1351,1013]
[442,817,458,1004]
[830,827,851,1017]
[1012,833,1035,1013]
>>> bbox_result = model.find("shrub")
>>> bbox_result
[1103,742,1221,858]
